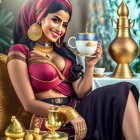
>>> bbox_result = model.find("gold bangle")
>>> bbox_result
[58,105,79,125]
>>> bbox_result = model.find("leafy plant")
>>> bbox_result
[0,8,14,54]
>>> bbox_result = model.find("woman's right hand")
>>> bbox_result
[70,115,87,140]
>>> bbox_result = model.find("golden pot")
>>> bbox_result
[109,37,138,64]
[4,116,25,140]
[109,0,138,78]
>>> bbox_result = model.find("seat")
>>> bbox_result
[0,53,75,139]
[0,53,32,138]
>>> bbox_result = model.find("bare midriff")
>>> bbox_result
[35,89,67,100]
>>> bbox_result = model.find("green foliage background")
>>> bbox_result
[0,8,14,54]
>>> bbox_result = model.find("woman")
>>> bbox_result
[7,0,140,140]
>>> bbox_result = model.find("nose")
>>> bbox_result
[56,23,63,34]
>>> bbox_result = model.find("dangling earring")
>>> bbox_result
[55,38,61,48]
[27,23,42,41]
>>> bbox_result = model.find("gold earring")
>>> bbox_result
[55,38,61,48]
[27,23,42,41]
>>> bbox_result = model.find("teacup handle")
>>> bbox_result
[68,36,77,48]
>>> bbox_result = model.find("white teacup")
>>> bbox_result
[94,68,105,74]
[68,32,98,55]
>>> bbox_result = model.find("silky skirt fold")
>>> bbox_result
[76,82,139,140]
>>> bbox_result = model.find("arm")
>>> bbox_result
[72,43,103,99]
[69,43,102,139]
[7,59,53,117]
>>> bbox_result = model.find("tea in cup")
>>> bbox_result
[68,30,98,56]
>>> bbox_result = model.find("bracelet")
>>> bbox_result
[58,105,79,125]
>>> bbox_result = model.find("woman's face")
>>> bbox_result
[40,10,70,43]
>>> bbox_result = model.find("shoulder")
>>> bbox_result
[7,44,29,64]
[8,44,29,56]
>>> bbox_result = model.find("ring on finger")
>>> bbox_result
[101,48,103,53]
[81,128,86,131]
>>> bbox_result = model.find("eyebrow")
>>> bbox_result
[53,16,68,24]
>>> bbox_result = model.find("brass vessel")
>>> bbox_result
[43,110,68,140]
[34,128,43,140]
[4,116,25,140]
[109,0,138,78]
[24,130,34,140]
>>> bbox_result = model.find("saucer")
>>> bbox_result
[74,52,96,57]
[93,73,106,77]
[40,131,49,135]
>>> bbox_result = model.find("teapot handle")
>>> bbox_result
[68,37,77,48]
[111,18,118,31]
[130,19,135,29]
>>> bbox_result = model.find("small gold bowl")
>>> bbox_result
[93,73,106,77]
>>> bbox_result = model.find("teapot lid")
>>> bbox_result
[5,116,25,139]
[78,27,96,35]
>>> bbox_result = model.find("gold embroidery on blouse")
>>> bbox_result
[28,59,49,65]
[7,56,26,64]
[28,54,66,80]
[8,51,26,58]
[7,51,27,64]
[30,75,59,82]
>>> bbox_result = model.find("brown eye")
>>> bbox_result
[63,24,68,28]
[51,18,59,23]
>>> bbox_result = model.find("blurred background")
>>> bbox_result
[0,0,140,72]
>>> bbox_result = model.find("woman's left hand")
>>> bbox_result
[85,43,103,67]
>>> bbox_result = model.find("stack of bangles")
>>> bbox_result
[50,105,80,125]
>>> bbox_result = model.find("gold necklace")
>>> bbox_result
[34,42,53,54]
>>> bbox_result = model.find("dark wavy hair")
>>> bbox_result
[13,0,84,82]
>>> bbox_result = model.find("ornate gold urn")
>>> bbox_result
[109,0,138,78]
[4,116,25,140]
